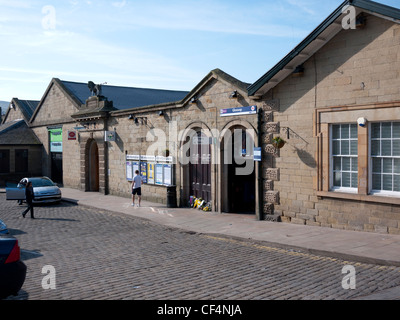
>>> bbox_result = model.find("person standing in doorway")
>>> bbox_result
[131,170,143,207]
[22,181,35,219]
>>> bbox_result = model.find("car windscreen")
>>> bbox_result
[30,178,55,187]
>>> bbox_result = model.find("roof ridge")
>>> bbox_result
[60,79,189,93]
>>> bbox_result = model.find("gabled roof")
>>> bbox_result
[111,68,251,115]
[180,68,251,106]
[0,120,41,145]
[1,99,40,124]
[30,78,190,122]
[248,0,400,97]
[60,80,190,110]
[15,99,40,120]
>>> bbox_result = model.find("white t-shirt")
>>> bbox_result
[133,175,142,189]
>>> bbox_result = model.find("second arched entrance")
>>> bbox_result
[87,139,99,192]
[220,124,256,214]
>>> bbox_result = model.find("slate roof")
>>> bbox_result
[16,99,40,120]
[60,80,190,110]
[0,120,41,145]
[248,0,400,96]
[1,99,40,124]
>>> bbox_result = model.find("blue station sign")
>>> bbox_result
[220,105,257,117]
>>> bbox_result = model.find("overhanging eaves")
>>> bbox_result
[248,0,400,97]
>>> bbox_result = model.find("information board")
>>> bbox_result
[254,147,262,162]
[163,164,172,186]
[155,164,163,185]
[140,162,147,184]
[126,161,133,181]
[132,162,140,176]
[126,155,174,187]
[220,105,257,117]
[49,128,63,152]
[147,163,155,184]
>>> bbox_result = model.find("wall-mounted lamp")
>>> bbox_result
[158,110,164,116]
[10,102,15,109]
[356,14,366,29]
[357,117,367,127]
[229,90,239,99]
[292,65,304,77]
[190,96,198,104]
[131,116,147,125]
[128,114,147,125]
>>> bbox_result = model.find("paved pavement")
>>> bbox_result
[59,187,400,268]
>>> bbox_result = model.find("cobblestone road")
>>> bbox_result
[2,194,400,300]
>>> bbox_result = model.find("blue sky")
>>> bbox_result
[0,0,399,102]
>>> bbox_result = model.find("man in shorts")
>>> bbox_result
[132,170,143,207]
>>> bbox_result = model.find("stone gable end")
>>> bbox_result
[269,14,400,234]
[31,82,79,126]
[3,106,25,124]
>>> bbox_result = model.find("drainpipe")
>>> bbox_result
[257,108,265,221]
[103,111,110,195]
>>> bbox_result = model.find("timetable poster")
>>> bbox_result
[155,164,163,185]
[140,162,148,184]
[126,161,133,181]
[147,163,155,184]
[163,164,172,186]
[132,162,140,177]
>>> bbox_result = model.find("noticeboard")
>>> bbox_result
[147,163,155,184]
[163,164,172,186]
[126,161,133,181]
[155,164,163,185]
[132,162,140,176]
[140,162,148,184]
[126,155,174,186]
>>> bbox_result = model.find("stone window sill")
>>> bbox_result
[316,191,400,206]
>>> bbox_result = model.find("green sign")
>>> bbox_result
[49,128,63,152]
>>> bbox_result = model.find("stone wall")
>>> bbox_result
[31,83,78,127]
[107,75,261,209]
[3,106,25,123]
[265,14,400,234]
[30,82,79,184]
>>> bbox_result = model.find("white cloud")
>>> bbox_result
[112,0,126,8]
[286,0,318,15]
[112,1,310,38]
[0,0,345,101]
[0,0,32,9]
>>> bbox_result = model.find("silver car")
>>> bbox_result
[6,177,62,204]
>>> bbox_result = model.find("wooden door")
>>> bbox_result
[89,140,99,192]
[189,131,211,202]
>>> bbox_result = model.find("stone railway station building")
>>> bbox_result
[2,0,400,234]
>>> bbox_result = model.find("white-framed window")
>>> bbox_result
[330,123,358,192]
[370,122,400,195]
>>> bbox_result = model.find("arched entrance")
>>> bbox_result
[180,124,214,208]
[220,124,256,214]
[189,130,211,202]
[88,139,99,192]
